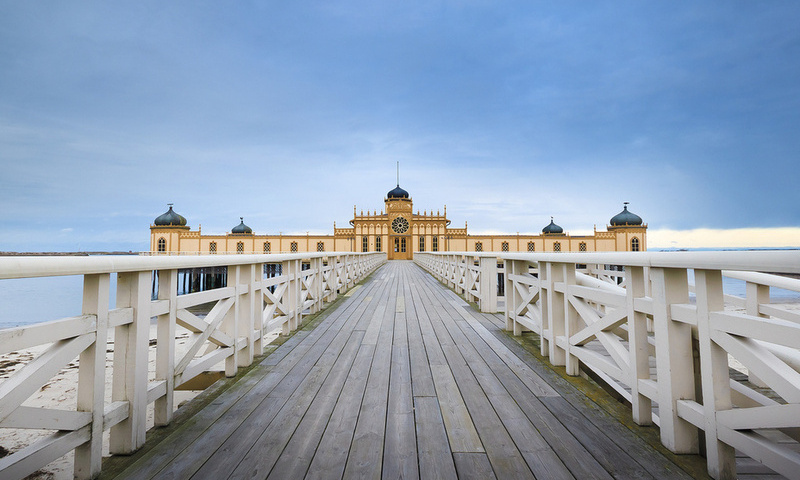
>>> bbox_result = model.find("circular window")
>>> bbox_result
[391,216,409,234]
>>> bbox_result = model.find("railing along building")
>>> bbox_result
[0,252,384,479]
[415,250,800,480]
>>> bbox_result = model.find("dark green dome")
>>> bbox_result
[154,204,187,226]
[610,203,643,226]
[387,185,409,199]
[231,217,253,234]
[542,217,563,234]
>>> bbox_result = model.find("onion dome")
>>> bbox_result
[387,184,410,199]
[542,217,563,234]
[154,204,187,226]
[610,202,643,226]
[231,217,253,234]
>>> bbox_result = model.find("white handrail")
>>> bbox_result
[0,252,386,479]
[414,250,800,480]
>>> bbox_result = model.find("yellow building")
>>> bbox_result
[150,186,647,258]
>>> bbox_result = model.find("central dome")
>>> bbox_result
[387,185,409,199]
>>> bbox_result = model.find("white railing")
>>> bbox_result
[0,252,385,479]
[416,250,800,480]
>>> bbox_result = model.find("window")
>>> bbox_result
[527,242,535,252]
[290,242,298,253]
[376,236,381,252]
[631,237,640,252]
[209,242,217,254]
[362,236,369,252]
[501,242,509,252]
[475,242,483,252]
[432,237,438,252]
[157,237,166,252]
[419,236,425,252]
[264,242,270,253]
[317,241,325,252]
[394,237,400,252]
[401,237,406,252]
[553,242,561,252]
[236,242,244,254]
[579,242,587,252]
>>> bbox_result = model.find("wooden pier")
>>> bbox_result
[103,261,702,479]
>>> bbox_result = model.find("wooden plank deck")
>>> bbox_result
[104,261,703,480]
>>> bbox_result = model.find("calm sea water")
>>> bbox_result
[0,251,797,329]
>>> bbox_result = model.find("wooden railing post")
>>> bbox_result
[695,269,735,479]
[110,270,151,454]
[651,267,698,454]
[745,281,770,387]
[563,263,580,376]
[155,269,177,426]
[74,273,110,479]
[238,263,256,367]
[545,262,566,365]
[539,261,551,357]
[312,257,324,312]
[222,265,240,376]
[254,263,266,357]
[479,257,498,313]
[626,266,652,425]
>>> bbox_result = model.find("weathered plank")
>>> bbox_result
[383,345,418,480]
[414,396,458,480]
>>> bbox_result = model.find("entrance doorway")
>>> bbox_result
[388,236,412,260]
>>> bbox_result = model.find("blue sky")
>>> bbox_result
[1,2,799,251]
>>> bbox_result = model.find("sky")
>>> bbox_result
[1,2,799,251]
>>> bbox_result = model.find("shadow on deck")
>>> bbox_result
[101,261,713,480]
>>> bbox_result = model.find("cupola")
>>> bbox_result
[387,184,410,199]
[231,217,253,234]
[610,202,643,226]
[542,217,564,234]
[154,204,187,227]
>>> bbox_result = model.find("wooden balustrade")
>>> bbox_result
[415,250,800,480]
[0,252,385,479]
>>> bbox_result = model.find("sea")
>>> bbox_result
[0,249,798,330]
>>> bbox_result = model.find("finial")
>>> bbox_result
[240,217,244,222]
[396,160,400,187]
[167,203,174,209]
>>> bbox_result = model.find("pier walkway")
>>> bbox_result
[105,261,699,479]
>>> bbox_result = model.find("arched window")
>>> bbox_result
[631,237,640,252]
[236,242,244,254]
[579,242,587,252]
[501,242,509,252]
[264,242,270,254]
[400,237,406,252]
[432,237,438,252]
[290,242,298,253]
[209,242,217,254]
[157,237,166,252]
[376,236,382,252]
[362,236,369,252]
[475,242,483,252]
[317,241,325,252]
[553,242,561,252]
[527,242,535,252]
[419,236,425,252]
